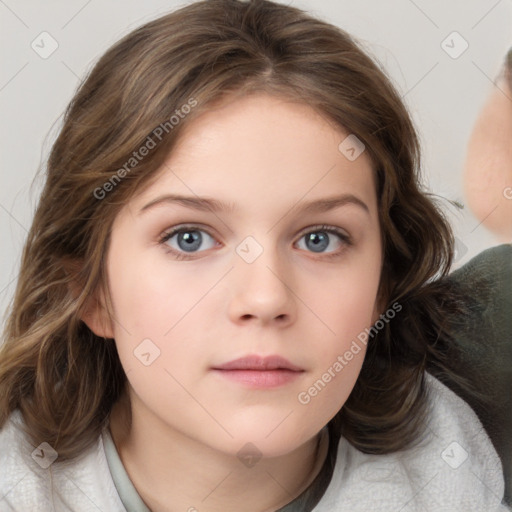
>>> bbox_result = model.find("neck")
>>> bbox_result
[109,388,327,512]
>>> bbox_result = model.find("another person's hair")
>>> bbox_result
[506,48,512,86]
[0,0,475,461]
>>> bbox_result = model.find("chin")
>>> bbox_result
[214,416,317,459]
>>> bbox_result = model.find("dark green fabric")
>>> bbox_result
[445,243,512,505]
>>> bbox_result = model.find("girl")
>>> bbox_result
[0,0,509,510]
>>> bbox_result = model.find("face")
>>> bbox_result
[98,93,383,458]
[464,74,512,240]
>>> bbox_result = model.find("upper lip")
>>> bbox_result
[213,355,304,372]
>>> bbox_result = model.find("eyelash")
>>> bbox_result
[158,224,353,261]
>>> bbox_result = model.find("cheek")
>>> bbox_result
[294,254,380,418]
[106,264,203,416]
[107,249,217,338]
[294,296,372,429]
[306,254,381,347]
[106,252,220,391]
[294,294,369,433]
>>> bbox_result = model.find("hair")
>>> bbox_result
[0,0,480,461]
[506,47,512,86]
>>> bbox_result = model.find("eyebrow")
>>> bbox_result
[139,193,370,216]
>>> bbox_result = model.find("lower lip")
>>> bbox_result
[212,369,302,388]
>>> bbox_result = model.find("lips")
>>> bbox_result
[211,355,304,388]
[212,355,303,372]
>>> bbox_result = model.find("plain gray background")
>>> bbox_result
[1,0,511,326]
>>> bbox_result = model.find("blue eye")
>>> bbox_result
[296,226,350,254]
[159,224,351,260]
[160,227,217,255]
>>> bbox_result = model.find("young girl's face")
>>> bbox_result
[100,94,383,458]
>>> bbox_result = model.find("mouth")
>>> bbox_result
[213,355,303,372]
[211,355,304,388]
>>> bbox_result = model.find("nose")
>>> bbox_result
[227,243,297,328]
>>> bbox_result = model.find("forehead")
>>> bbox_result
[129,93,377,216]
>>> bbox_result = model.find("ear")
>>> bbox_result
[64,258,115,339]
[80,286,115,339]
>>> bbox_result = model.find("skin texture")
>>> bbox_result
[85,94,383,512]
[464,75,512,241]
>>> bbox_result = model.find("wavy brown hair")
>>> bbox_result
[0,0,476,461]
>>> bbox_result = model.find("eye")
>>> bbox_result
[295,225,351,255]
[159,225,218,257]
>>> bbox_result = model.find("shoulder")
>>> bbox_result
[313,372,510,511]
[448,243,512,317]
[0,410,125,512]
[445,243,512,372]
[445,243,512,499]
